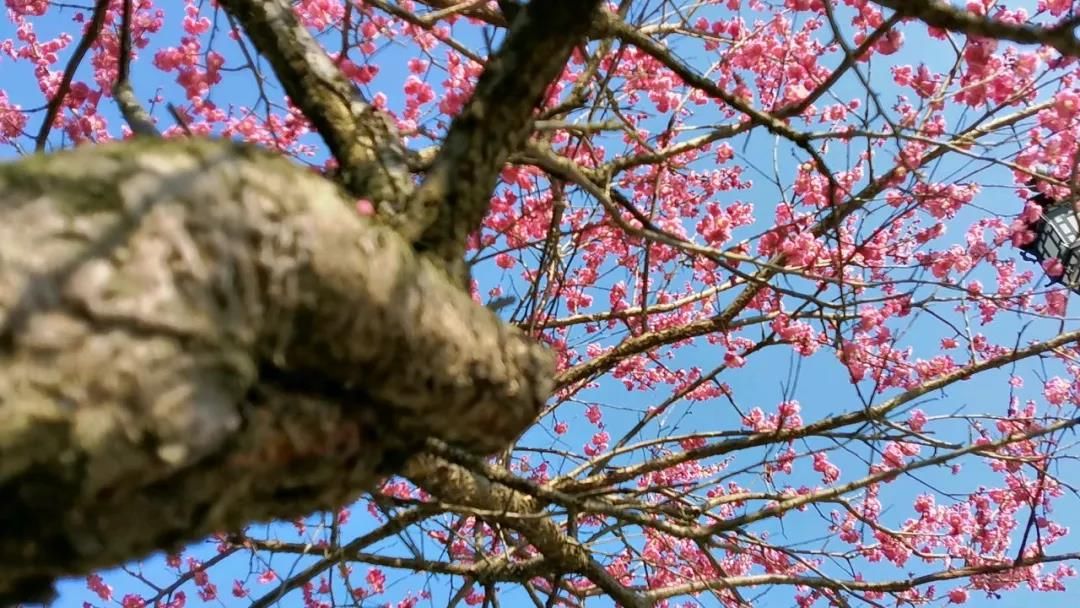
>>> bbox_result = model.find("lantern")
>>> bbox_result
[1019,182,1080,292]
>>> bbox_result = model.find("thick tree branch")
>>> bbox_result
[405,0,604,280]
[873,0,1080,58]
[216,0,413,214]
[0,138,551,603]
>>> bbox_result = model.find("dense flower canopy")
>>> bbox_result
[3,0,1080,607]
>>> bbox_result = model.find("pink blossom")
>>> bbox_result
[366,568,386,595]
[585,403,603,425]
[86,574,112,601]
[1044,377,1071,406]
[947,587,969,604]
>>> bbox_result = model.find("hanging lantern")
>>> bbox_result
[1018,180,1080,292]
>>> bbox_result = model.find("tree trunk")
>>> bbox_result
[0,138,552,603]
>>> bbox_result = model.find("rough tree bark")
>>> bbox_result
[0,0,603,601]
[0,139,551,603]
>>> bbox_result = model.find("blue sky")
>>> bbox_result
[3,1,1080,607]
